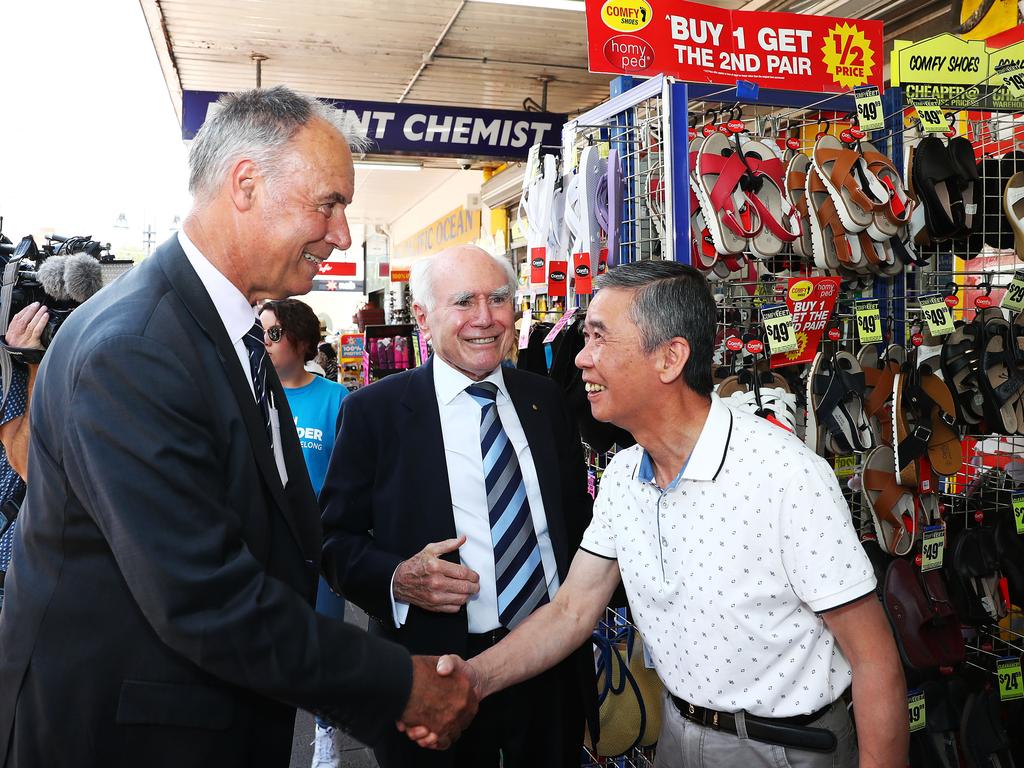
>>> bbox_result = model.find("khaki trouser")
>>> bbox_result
[652,694,858,768]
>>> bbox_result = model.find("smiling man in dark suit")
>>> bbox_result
[320,245,596,768]
[0,86,476,768]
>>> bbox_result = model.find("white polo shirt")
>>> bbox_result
[580,395,875,718]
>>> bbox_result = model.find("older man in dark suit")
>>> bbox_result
[321,244,596,768]
[0,86,475,768]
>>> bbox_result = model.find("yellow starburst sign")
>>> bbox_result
[822,23,876,90]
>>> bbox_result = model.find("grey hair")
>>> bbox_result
[188,86,370,204]
[410,249,517,312]
[594,260,716,397]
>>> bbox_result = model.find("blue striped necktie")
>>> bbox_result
[465,382,549,628]
[242,320,273,447]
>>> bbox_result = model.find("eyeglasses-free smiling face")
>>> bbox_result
[414,250,514,381]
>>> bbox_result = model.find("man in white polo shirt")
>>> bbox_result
[403,260,907,767]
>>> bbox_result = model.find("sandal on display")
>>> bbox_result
[858,345,899,445]
[807,168,854,271]
[811,134,887,233]
[947,136,979,235]
[939,321,984,427]
[693,132,759,256]
[892,368,962,484]
[911,137,966,242]
[959,689,1016,768]
[947,524,1008,626]
[860,140,915,242]
[741,138,801,258]
[785,153,814,261]
[1002,170,1024,259]
[862,445,916,556]
[808,350,874,454]
[977,310,1024,435]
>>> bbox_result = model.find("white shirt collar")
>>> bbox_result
[432,355,508,406]
[177,229,257,345]
[632,394,733,484]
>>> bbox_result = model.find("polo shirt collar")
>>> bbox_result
[433,354,507,406]
[633,394,733,485]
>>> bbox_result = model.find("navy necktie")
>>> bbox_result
[465,382,549,628]
[242,321,273,446]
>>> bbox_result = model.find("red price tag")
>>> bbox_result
[530,247,546,285]
[597,247,608,275]
[840,129,855,143]
[944,295,959,308]
[573,252,593,295]
[745,339,764,355]
[976,295,993,309]
[547,260,568,297]
[786,137,801,150]
[914,553,923,567]
[725,336,744,352]
[911,333,924,347]
[727,119,745,134]
[974,510,985,524]
[717,123,731,135]
[850,127,866,139]
[816,131,828,140]
[703,124,716,137]
[828,327,842,341]
[688,126,697,140]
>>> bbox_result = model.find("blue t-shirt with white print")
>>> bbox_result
[282,375,347,496]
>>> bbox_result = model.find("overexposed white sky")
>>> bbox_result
[0,0,191,253]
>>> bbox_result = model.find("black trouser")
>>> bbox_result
[373,634,583,768]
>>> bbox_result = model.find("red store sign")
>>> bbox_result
[585,0,884,93]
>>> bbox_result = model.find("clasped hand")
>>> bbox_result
[397,655,480,750]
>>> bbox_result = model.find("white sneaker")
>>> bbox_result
[311,722,341,768]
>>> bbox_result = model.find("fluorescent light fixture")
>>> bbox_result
[354,160,423,172]
[468,0,586,11]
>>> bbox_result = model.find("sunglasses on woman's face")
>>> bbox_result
[264,325,284,343]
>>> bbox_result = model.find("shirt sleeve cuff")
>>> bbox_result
[390,568,410,628]
[804,576,877,614]
[579,542,617,560]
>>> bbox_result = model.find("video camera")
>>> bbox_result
[0,229,113,409]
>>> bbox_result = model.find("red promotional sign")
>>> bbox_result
[389,268,411,282]
[573,252,593,295]
[548,260,568,297]
[770,277,841,368]
[317,261,358,277]
[585,0,884,93]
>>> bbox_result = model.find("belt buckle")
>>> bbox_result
[711,712,720,730]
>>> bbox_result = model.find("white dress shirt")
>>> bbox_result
[392,356,560,632]
[177,230,288,484]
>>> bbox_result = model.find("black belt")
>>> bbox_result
[670,695,838,753]
[466,627,510,653]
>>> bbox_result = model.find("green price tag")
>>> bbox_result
[998,657,1024,702]
[1014,492,1024,535]
[907,691,926,733]
[855,299,883,344]
[996,63,1024,99]
[921,524,945,572]
[834,455,856,478]
[1001,271,1024,311]
[919,294,955,337]
[761,303,798,355]
[854,86,884,132]
[909,98,948,134]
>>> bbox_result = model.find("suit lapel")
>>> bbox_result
[503,369,570,578]
[154,238,311,558]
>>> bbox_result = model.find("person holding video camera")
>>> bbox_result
[0,302,51,614]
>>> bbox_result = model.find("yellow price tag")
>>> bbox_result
[1001,271,1024,311]
[907,691,926,733]
[854,86,884,132]
[855,299,883,344]
[910,98,948,134]
[1014,492,1024,535]
[833,455,856,478]
[996,63,1024,99]
[597,141,610,160]
[919,294,955,337]
[921,525,945,572]
[998,657,1024,702]
[761,304,798,355]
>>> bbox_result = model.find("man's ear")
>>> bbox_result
[658,337,690,385]
[229,159,259,212]
[412,302,431,340]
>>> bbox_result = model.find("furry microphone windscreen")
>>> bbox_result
[63,253,103,304]
[37,255,69,301]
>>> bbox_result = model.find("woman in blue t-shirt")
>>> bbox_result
[259,299,348,767]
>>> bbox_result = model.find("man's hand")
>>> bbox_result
[396,655,479,750]
[6,302,48,351]
[393,536,480,613]
[403,655,483,748]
